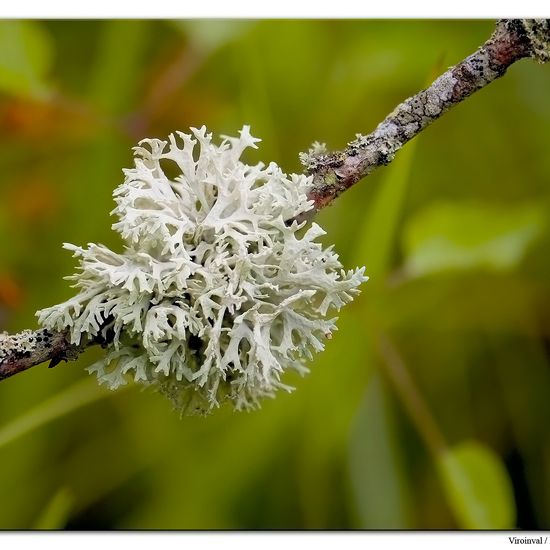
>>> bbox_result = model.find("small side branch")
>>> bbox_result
[300,19,550,213]
[0,329,87,381]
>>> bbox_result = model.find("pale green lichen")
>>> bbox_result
[0,330,38,362]
[299,141,328,171]
[37,126,367,415]
[522,19,550,63]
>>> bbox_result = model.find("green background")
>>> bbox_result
[0,19,549,529]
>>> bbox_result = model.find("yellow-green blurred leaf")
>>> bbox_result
[403,201,545,277]
[348,375,414,528]
[33,488,73,530]
[437,441,516,529]
[0,378,115,450]
[172,20,253,54]
[0,21,52,99]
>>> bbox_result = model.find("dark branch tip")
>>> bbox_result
[48,356,63,369]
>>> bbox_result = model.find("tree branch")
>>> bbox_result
[1,18,549,382]
[300,18,550,215]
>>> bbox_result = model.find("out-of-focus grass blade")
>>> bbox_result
[68,20,149,246]
[89,20,149,114]
[353,61,447,281]
[348,374,413,528]
[0,378,116,450]
[347,69,420,529]
[402,201,546,277]
[298,307,371,527]
[437,440,516,529]
[354,138,418,281]
[33,488,73,530]
[0,21,52,99]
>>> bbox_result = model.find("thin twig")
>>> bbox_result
[1,19,549,382]
[0,329,87,381]
[377,332,447,456]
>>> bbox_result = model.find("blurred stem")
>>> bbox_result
[138,46,203,136]
[0,377,117,449]
[377,331,447,457]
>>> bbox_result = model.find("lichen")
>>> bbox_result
[37,126,367,415]
[522,19,550,63]
[0,330,38,362]
[299,141,328,172]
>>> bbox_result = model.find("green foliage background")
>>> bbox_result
[0,19,549,529]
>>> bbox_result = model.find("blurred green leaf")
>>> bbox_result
[89,20,149,113]
[0,21,52,99]
[172,20,253,54]
[347,90,418,529]
[33,488,73,530]
[437,441,516,529]
[348,375,414,528]
[403,201,546,277]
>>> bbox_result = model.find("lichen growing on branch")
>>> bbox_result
[36,126,367,414]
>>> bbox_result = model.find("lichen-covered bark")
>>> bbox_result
[301,19,550,213]
[0,329,85,380]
